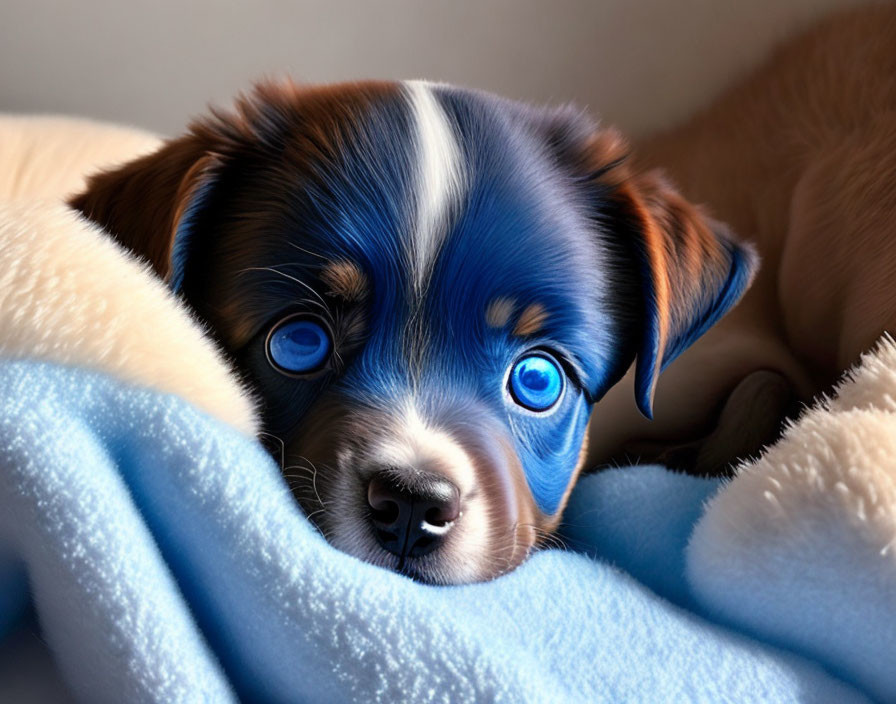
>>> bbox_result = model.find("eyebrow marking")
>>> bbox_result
[514,303,549,337]
[320,259,368,302]
[404,80,465,295]
[486,297,515,328]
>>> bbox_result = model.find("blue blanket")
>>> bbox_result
[0,361,870,702]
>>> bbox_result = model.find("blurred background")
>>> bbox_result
[0,0,869,138]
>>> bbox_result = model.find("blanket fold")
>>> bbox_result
[0,361,868,703]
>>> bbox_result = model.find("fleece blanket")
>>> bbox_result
[2,119,896,702]
[0,360,875,703]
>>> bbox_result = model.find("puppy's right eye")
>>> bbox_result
[508,353,565,411]
[266,316,332,375]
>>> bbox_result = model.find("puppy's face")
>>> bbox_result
[72,80,756,583]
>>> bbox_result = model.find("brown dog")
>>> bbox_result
[587,3,896,473]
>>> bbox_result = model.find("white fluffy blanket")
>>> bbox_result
[688,335,896,700]
[0,115,256,435]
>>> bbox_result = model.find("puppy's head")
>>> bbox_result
[71,80,757,583]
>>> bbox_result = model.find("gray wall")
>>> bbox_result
[0,0,867,137]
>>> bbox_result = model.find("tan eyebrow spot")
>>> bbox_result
[320,260,367,302]
[486,297,515,328]
[514,303,548,337]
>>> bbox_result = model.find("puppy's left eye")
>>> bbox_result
[509,353,565,411]
[266,316,332,375]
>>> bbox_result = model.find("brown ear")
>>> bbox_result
[69,79,320,288]
[586,130,759,417]
[69,135,222,288]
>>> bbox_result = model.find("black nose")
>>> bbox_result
[366,470,460,559]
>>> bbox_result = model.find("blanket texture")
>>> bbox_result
[2,116,895,703]
[0,361,869,703]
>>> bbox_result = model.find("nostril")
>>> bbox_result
[423,506,448,528]
[423,495,460,528]
[367,473,405,527]
[422,481,461,526]
[371,500,400,525]
[365,469,461,559]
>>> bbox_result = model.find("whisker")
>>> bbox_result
[304,507,327,522]
[294,456,327,508]
[257,431,286,471]
[237,266,328,307]
[287,241,328,260]
[283,457,328,510]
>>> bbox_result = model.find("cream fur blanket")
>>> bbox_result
[0,115,256,435]
[688,335,896,699]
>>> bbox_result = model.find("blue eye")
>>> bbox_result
[267,317,332,374]
[509,353,565,411]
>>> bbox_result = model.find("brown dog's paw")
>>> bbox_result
[622,369,798,477]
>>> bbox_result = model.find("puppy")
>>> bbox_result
[587,4,896,475]
[70,80,755,583]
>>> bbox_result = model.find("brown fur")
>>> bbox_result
[513,303,549,337]
[321,260,368,302]
[70,138,216,281]
[587,3,896,467]
[485,297,515,329]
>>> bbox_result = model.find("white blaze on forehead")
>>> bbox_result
[404,80,465,294]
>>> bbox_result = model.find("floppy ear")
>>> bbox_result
[625,171,758,418]
[68,136,222,292]
[69,79,322,291]
[585,130,759,419]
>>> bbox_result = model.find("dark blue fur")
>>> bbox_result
[171,178,217,293]
[176,84,751,517]
[223,86,628,514]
